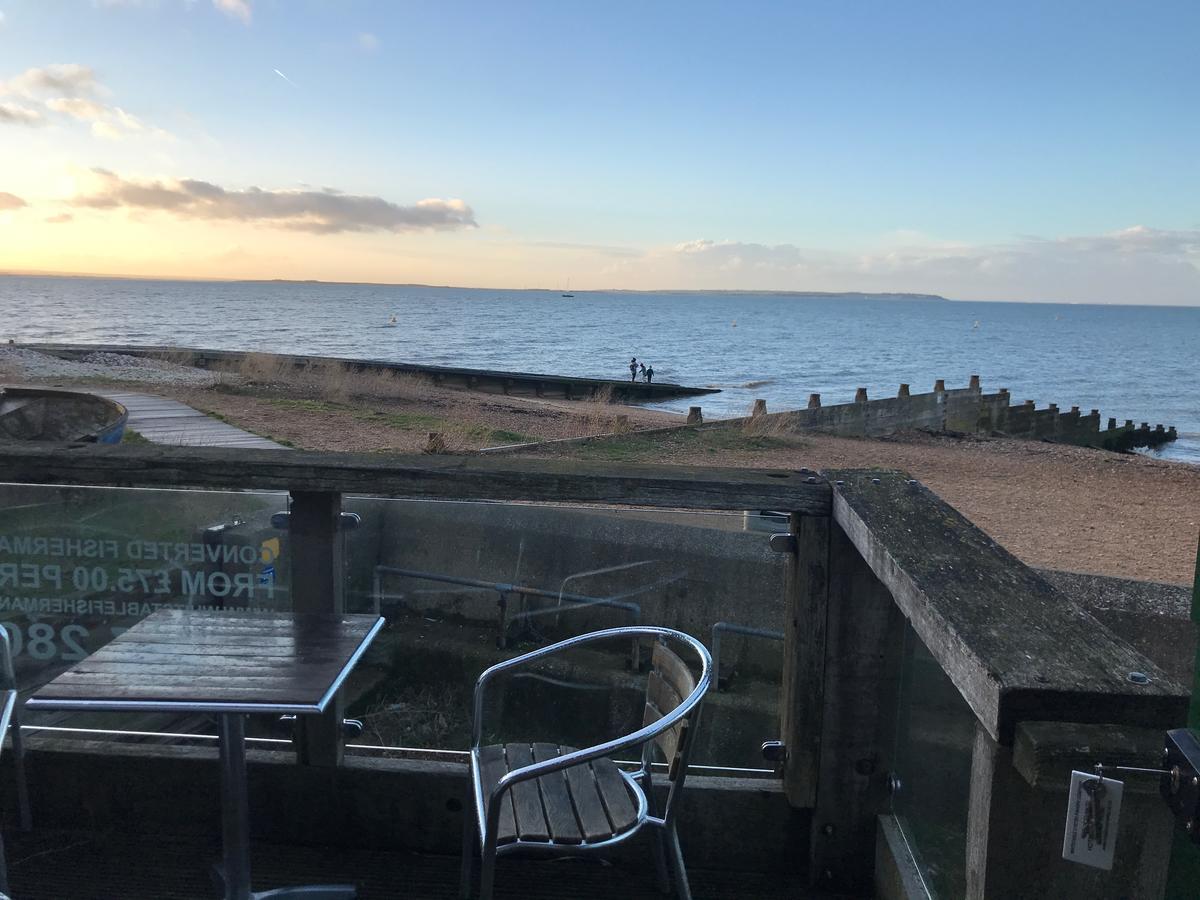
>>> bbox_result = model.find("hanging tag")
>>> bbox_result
[1062,770,1123,870]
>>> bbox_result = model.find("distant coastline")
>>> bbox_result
[0,270,948,302]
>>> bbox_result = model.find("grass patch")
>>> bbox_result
[120,428,150,444]
[267,398,349,414]
[568,425,803,462]
[486,429,531,445]
[354,409,444,430]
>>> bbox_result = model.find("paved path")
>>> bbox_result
[96,389,286,449]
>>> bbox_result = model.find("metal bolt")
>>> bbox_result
[822,823,836,836]
[1187,820,1195,834]
[1193,776,1199,789]
[1128,671,1151,685]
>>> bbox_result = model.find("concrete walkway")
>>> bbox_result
[96,389,286,449]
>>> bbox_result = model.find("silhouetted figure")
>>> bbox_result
[645,365,654,384]
[629,357,638,382]
[638,363,646,380]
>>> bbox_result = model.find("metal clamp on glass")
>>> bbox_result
[1162,728,1200,841]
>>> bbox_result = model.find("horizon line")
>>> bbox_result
[1,268,1198,310]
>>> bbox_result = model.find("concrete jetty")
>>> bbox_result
[21,344,719,404]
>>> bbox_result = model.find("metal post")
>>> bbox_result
[219,713,252,900]
[289,490,344,767]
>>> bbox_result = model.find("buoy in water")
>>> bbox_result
[731,320,737,327]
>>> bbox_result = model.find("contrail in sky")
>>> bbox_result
[273,69,297,87]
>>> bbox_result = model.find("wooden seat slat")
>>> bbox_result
[591,756,638,834]
[561,753,614,842]
[477,745,518,845]
[530,743,583,844]
[503,742,550,843]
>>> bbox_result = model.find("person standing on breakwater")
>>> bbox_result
[639,362,646,380]
[629,357,638,382]
[645,365,654,384]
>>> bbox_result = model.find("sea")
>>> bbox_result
[2,275,1197,465]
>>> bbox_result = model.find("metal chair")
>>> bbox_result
[459,626,712,900]
[0,626,31,897]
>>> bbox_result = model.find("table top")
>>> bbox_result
[27,608,385,715]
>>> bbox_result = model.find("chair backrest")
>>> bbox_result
[642,640,700,780]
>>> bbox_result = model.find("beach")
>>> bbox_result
[3,345,1195,586]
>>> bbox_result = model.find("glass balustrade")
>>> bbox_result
[888,620,976,898]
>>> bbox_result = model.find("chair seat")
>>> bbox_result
[477,742,642,846]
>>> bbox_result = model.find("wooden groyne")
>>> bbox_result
[732,375,1177,452]
[19,344,719,403]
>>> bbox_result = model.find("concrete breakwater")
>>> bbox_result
[19,343,718,403]
[738,375,1177,451]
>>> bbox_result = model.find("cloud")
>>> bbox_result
[603,227,1200,305]
[0,101,42,125]
[71,169,479,234]
[213,0,250,24]
[1,64,98,98]
[0,192,26,211]
[0,65,172,138]
[45,213,74,223]
[357,32,379,52]
[45,97,108,119]
[46,97,164,140]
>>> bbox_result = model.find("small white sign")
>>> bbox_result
[1063,770,1123,870]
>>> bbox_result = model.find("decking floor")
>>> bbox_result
[7,828,832,900]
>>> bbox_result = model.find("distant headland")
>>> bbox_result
[0,271,950,303]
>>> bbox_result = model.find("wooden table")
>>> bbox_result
[27,608,385,900]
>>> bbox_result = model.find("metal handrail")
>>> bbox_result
[710,621,784,691]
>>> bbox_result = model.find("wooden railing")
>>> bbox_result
[0,443,1187,897]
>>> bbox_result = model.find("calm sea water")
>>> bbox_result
[3,275,1197,464]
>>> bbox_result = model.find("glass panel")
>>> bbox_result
[889,620,976,898]
[342,497,787,771]
[0,483,289,742]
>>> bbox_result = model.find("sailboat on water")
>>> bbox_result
[561,279,574,298]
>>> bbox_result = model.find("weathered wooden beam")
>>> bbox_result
[779,512,830,808]
[809,522,900,892]
[826,469,1186,742]
[1012,721,1166,793]
[288,490,345,768]
[0,444,833,513]
[967,721,1173,898]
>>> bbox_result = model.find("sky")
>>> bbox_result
[0,0,1197,304]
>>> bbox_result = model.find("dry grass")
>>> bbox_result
[738,409,800,439]
[151,347,199,368]
[223,354,437,406]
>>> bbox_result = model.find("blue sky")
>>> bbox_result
[0,0,1197,303]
